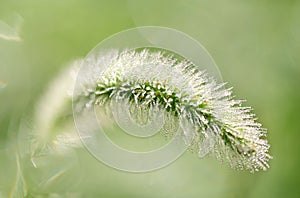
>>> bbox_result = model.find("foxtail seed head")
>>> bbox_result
[76,48,271,172]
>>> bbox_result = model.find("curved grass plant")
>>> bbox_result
[75,48,271,172]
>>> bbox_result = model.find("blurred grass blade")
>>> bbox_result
[0,13,23,41]
[10,153,27,198]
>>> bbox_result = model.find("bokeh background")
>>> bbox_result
[0,0,299,197]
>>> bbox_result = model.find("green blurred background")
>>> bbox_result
[0,0,299,197]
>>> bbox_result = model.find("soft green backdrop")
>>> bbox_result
[0,0,299,197]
